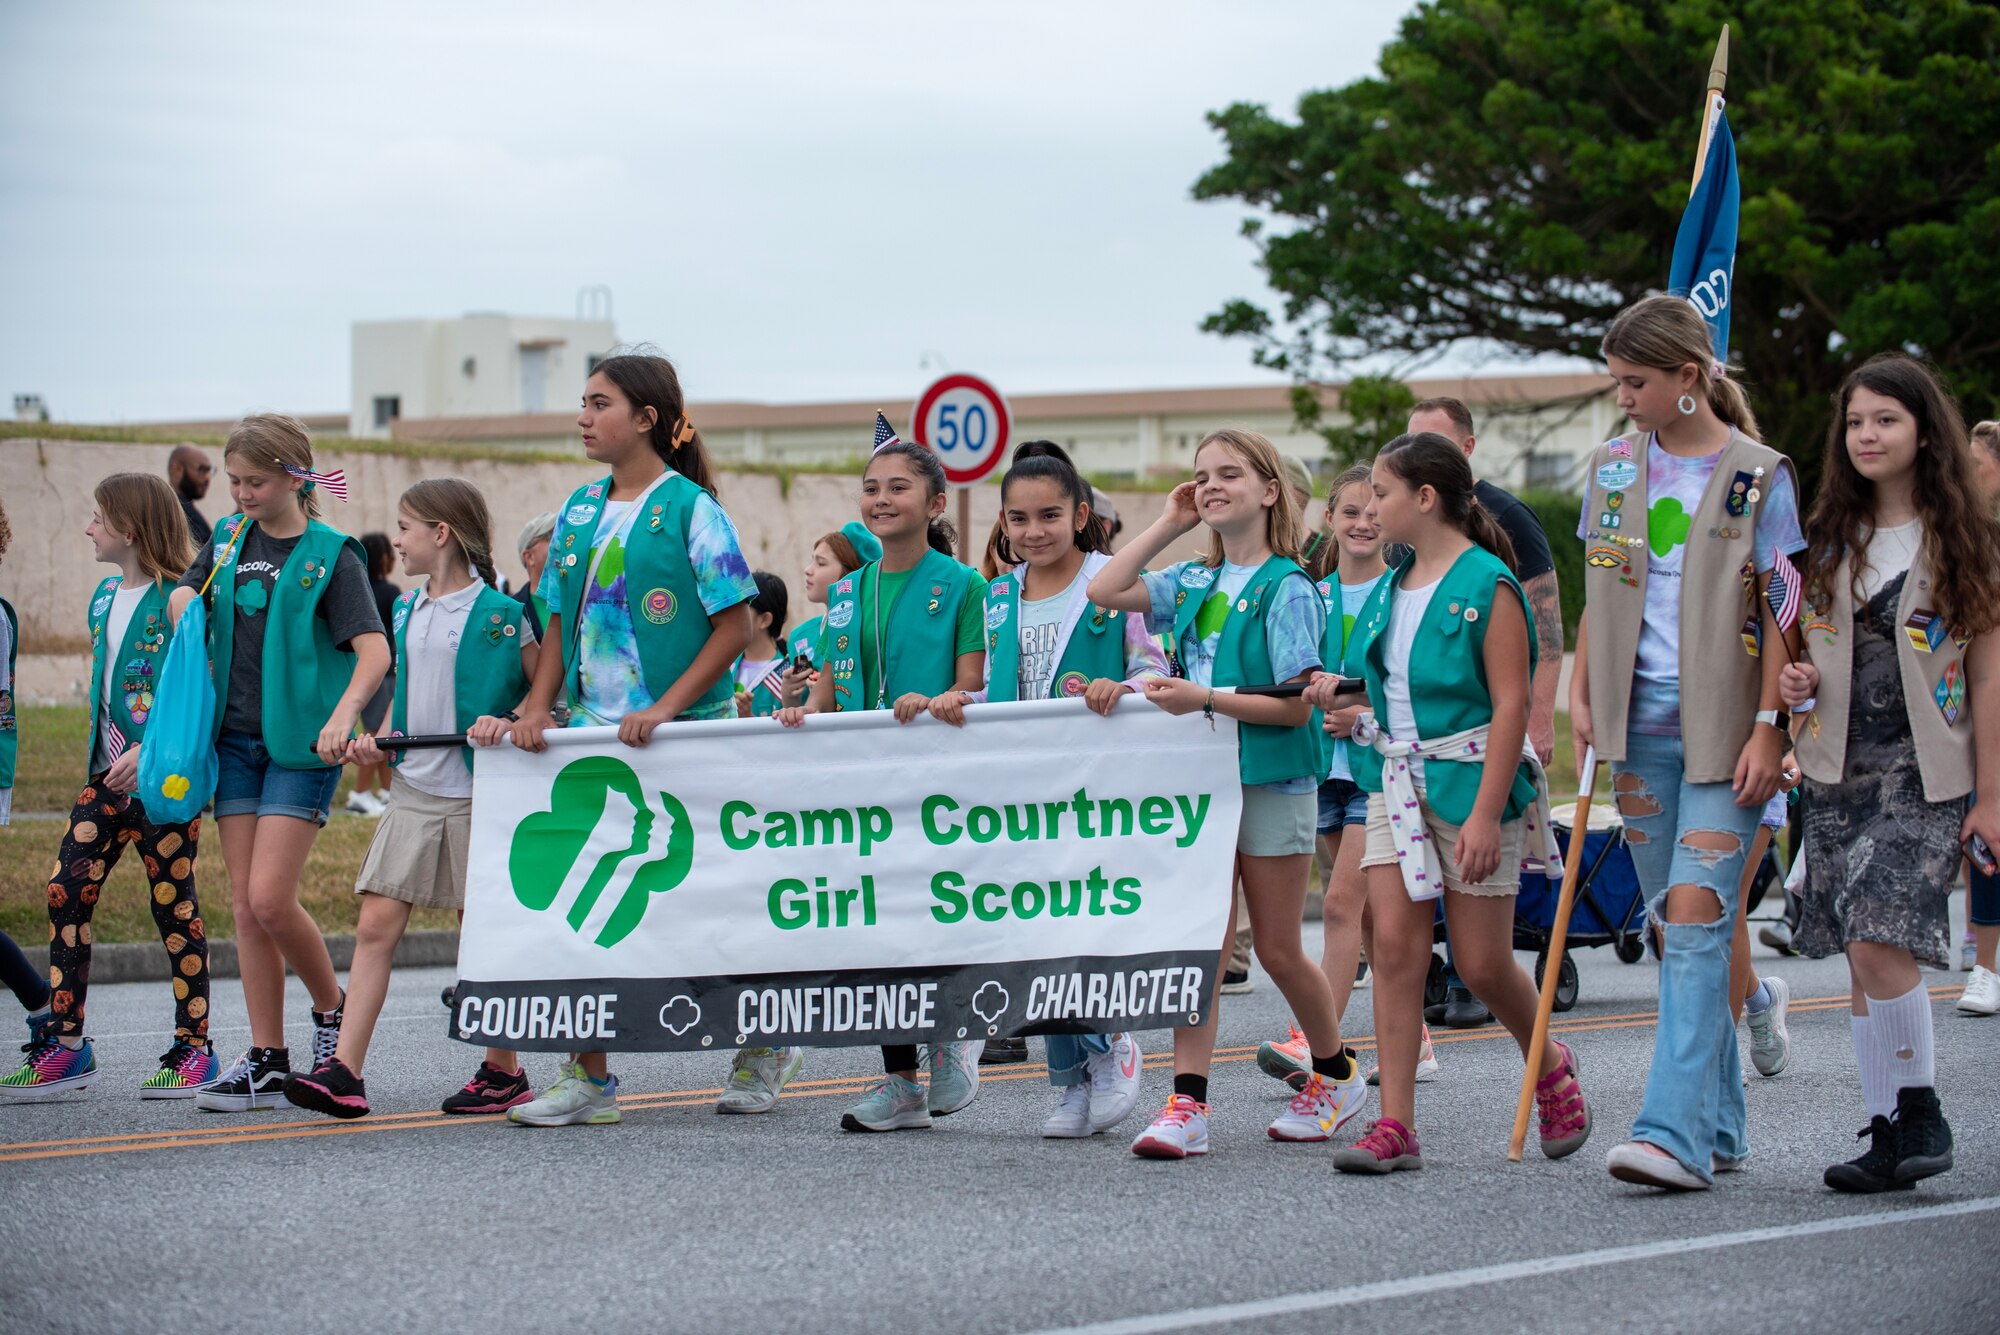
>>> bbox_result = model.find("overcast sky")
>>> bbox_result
[1,2,1417,423]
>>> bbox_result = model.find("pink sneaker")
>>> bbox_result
[1331,1116,1422,1173]
[1536,1040,1591,1159]
[1256,1026,1312,1089]
[1131,1094,1210,1159]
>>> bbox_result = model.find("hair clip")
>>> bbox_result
[671,415,697,447]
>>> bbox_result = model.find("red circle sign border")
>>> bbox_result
[910,373,1011,487]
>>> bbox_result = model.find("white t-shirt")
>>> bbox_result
[396,581,536,799]
[736,657,783,694]
[93,582,151,773]
[1381,576,1440,788]
[1015,569,1086,701]
[1858,520,1921,602]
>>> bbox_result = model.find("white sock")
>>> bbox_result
[1851,1010,1892,1119]
[1865,983,1936,1102]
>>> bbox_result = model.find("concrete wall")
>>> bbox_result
[0,436,1189,679]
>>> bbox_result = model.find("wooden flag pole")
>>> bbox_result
[1690,26,1731,194]
[1508,747,1602,1162]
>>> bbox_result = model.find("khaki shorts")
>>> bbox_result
[355,781,471,909]
[1238,784,1317,857]
[1360,791,1524,897]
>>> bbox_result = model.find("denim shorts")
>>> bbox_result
[215,730,342,825]
[1315,776,1370,834]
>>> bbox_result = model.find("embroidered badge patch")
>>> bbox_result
[1057,671,1090,698]
[1937,659,1966,726]
[1596,460,1638,492]
[641,588,677,625]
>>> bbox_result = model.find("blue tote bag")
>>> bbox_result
[136,596,219,825]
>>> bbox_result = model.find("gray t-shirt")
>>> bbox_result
[1015,569,1085,702]
[180,525,384,739]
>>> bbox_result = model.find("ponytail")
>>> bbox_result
[1603,295,1762,442]
[591,350,721,497]
[749,570,790,643]
[1377,433,1518,575]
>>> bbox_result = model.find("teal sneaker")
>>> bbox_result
[508,1062,621,1126]
[925,1040,983,1116]
[840,1074,932,1132]
[716,1046,805,1114]
[0,1038,98,1101]
[139,1040,220,1100]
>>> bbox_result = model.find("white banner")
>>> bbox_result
[451,700,1242,1052]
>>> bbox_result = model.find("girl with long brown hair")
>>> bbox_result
[1,473,219,1101]
[1781,354,2000,1191]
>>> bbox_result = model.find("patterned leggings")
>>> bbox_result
[46,782,209,1043]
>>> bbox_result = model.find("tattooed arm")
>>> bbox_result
[1524,569,1563,766]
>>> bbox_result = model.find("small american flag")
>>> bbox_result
[1608,439,1633,461]
[104,718,127,764]
[279,461,350,503]
[1765,549,1802,631]
[872,412,900,453]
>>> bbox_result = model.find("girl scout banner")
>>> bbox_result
[451,701,1242,1052]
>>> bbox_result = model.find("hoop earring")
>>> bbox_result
[1678,394,1698,416]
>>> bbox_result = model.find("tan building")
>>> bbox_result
[389,371,1617,491]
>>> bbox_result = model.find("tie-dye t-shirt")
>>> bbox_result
[1574,436,1803,736]
[538,483,757,727]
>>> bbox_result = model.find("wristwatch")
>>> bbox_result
[1754,708,1783,731]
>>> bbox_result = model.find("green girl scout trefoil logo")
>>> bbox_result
[509,756,693,948]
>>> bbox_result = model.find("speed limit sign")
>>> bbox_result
[911,373,1011,488]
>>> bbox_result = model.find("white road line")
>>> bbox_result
[1018,1196,2000,1335]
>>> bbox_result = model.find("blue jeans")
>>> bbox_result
[1044,1033,1111,1087]
[1614,731,1761,1181]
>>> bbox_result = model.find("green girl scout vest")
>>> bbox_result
[1167,555,1326,786]
[208,516,367,771]
[86,576,171,771]
[983,558,1128,703]
[549,472,732,719]
[0,597,17,787]
[1347,544,1537,827]
[389,583,532,773]
[788,614,824,674]
[824,548,978,711]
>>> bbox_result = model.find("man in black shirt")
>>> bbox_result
[1407,397,1565,1031]
[168,445,214,546]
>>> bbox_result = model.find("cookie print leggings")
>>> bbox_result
[46,781,210,1043]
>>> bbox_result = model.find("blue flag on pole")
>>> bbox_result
[1668,96,1739,361]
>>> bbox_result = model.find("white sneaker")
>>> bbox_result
[1365,1024,1440,1085]
[1606,1141,1709,1190]
[1268,1064,1368,1142]
[1959,965,2000,1015]
[1042,1082,1093,1138]
[508,1063,620,1126]
[345,790,385,816]
[1084,1032,1142,1132]
[1131,1093,1209,1159]
[716,1045,804,1113]
[1745,975,1791,1076]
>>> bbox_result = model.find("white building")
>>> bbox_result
[349,313,618,437]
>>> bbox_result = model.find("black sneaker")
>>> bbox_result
[1219,970,1256,995]
[310,990,346,1069]
[196,1047,290,1112]
[979,1037,1028,1066]
[284,1056,370,1120]
[1440,987,1493,1029]
[1824,1115,1911,1193]
[1891,1086,1954,1185]
[441,1061,532,1115]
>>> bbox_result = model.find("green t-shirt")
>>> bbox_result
[819,564,985,709]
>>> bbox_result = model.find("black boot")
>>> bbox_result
[1440,986,1492,1029]
[1824,1116,1910,1193]
[979,1037,1029,1065]
[1891,1086,1954,1185]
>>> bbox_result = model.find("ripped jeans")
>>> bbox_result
[1613,731,1762,1181]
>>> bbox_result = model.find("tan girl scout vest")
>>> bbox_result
[1581,428,1793,783]
[1795,540,1974,802]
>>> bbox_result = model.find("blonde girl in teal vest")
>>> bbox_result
[777,438,989,1132]
[1,475,221,1103]
[926,441,1165,1139]
[167,416,389,1112]
[778,522,879,708]
[506,353,757,1126]
[282,479,537,1121]
[1307,433,1586,1175]
[1089,428,1357,1160]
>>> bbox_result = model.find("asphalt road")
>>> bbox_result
[2,920,1996,1335]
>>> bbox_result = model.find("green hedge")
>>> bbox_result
[1517,489,1583,650]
